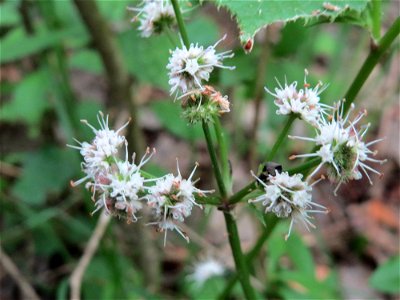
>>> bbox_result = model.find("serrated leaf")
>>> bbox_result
[12,146,79,206]
[0,68,51,137]
[217,0,369,44]
[369,255,400,294]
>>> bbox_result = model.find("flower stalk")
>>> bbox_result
[218,215,279,299]
[212,115,232,193]
[202,120,228,199]
[171,1,256,298]
[266,114,297,162]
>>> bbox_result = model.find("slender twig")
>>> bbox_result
[0,246,41,300]
[249,32,269,169]
[70,212,111,300]
[343,16,400,113]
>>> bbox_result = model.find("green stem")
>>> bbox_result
[212,116,232,193]
[223,212,258,300]
[195,196,221,206]
[371,0,381,41]
[229,181,257,205]
[229,113,296,206]
[171,1,256,297]
[218,215,279,300]
[288,157,321,176]
[343,16,400,113]
[170,0,189,48]
[266,114,296,162]
[202,121,227,199]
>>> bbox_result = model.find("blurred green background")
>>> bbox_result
[1,0,399,299]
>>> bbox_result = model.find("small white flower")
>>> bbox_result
[167,35,235,97]
[289,101,387,194]
[147,161,213,245]
[265,70,330,126]
[127,0,175,38]
[249,170,327,239]
[90,147,156,222]
[187,258,225,287]
[67,112,129,187]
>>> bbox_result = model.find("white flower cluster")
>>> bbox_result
[249,170,327,239]
[127,0,175,38]
[289,101,386,195]
[187,257,225,287]
[69,112,209,243]
[265,71,329,126]
[167,35,235,98]
[147,162,212,246]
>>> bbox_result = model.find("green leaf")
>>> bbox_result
[369,255,400,294]
[12,146,79,206]
[247,203,267,227]
[119,30,170,90]
[97,0,131,21]
[186,16,219,46]
[1,26,88,63]
[56,278,69,300]
[0,2,20,27]
[286,232,315,276]
[217,0,369,44]
[279,271,337,299]
[220,49,256,87]
[0,68,51,137]
[69,50,104,74]
[75,100,105,141]
[185,277,226,300]
[151,100,203,141]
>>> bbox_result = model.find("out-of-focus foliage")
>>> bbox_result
[369,255,400,294]
[266,223,339,299]
[1,0,398,299]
